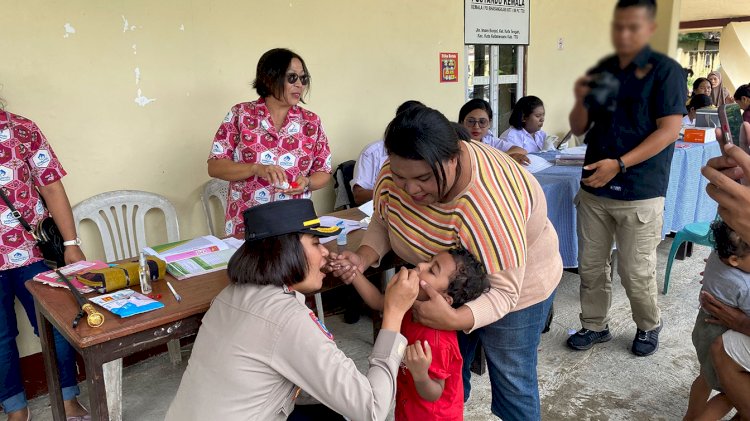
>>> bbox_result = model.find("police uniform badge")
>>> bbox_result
[309,311,334,341]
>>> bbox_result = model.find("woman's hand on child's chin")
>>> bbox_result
[412,281,459,330]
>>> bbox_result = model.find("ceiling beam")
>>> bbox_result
[680,16,750,30]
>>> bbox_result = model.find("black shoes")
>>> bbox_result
[566,326,612,350]
[632,320,663,357]
[566,321,663,356]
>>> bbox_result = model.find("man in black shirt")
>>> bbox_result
[567,0,686,357]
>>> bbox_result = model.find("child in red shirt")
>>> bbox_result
[343,247,489,420]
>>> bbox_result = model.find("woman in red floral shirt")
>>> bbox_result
[0,105,89,421]
[208,48,333,236]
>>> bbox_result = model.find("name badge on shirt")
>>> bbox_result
[0,128,10,142]
[287,122,301,136]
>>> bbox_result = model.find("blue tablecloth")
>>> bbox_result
[533,141,721,268]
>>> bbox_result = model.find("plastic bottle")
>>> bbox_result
[336,221,347,248]
[139,252,152,294]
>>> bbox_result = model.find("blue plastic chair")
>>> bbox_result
[663,220,715,294]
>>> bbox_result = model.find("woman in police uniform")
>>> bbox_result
[165,199,418,421]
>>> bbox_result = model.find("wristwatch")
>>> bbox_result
[616,158,627,174]
[63,237,82,247]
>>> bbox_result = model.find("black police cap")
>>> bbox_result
[243,199,341,241]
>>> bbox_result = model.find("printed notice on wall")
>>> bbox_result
[440,53,458,83]
[465,0,530,45]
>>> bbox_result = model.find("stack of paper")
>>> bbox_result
[524,154,553,174]
[33,260,109,293]
[144,235,239,280]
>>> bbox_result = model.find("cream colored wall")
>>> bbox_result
[526,0,682,139]
[719,22,750,94]
[4,0,465,357]
[652,0,682,57]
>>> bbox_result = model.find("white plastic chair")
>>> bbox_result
[201,178,229,236]
[199,179,327,323]
[72,190,180,421]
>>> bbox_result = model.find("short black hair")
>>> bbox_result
[735,84,750,101]
[445,247,489,307]
[616,0,657,17]
[688,94,712,111]
[227,233,308,286]
[458,98,493,123]
[509,96,544,130]
[252,48,310,102]
[396,100,424,116]
[683,68,694,79]
[384,106,462,199]
[711,220,750,260]
[693,77,710,92]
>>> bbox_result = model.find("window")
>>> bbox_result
[465,45,525,136]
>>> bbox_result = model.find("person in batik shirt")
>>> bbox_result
[208,48,332,236]
[0,107,89,421]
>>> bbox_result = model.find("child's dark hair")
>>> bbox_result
[509,96,544,130]
[445,247,489,307]
[711,220,750,260]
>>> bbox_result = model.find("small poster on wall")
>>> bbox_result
[440,52,458,83]
[464,0,530,45]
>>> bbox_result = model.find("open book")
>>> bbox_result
[144,235,239,280]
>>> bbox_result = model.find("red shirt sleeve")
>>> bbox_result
[426,331,459,381]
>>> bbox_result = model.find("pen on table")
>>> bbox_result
[166,281,182,303]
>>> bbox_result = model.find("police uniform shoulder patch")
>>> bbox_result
[309,311,334,340]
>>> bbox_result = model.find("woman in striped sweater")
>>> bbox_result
[330,105,562,421]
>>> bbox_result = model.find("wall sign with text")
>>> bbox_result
[440,52,459,83]
[464,0,530,45]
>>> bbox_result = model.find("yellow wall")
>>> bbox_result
[653,0,682,58]
[719,22,750,94]
[4,0,465,357]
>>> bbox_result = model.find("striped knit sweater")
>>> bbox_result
[362,141,562,331]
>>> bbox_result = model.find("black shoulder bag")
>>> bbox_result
[1,112,66,268]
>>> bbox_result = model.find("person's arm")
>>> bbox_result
[701,291,750,336]
[285,171,332,195]
[582,114,682,188]
[403,340,444,402]
[207,159,285,186]
[353,185,374,206]
[272,268,418,421]
[620,114,682,168]
[37,180,85,264]
[569,75,592,136]
[702,124,750,240]
[351,271,384,311]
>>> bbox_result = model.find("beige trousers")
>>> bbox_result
[575,190,663,332]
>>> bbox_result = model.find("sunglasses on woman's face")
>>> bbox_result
[286,73,310,86]
[464,118,490,128]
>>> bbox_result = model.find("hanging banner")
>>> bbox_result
[440,52,459,83]
[464,0,530,45]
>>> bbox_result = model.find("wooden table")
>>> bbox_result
[26,208,397,421]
